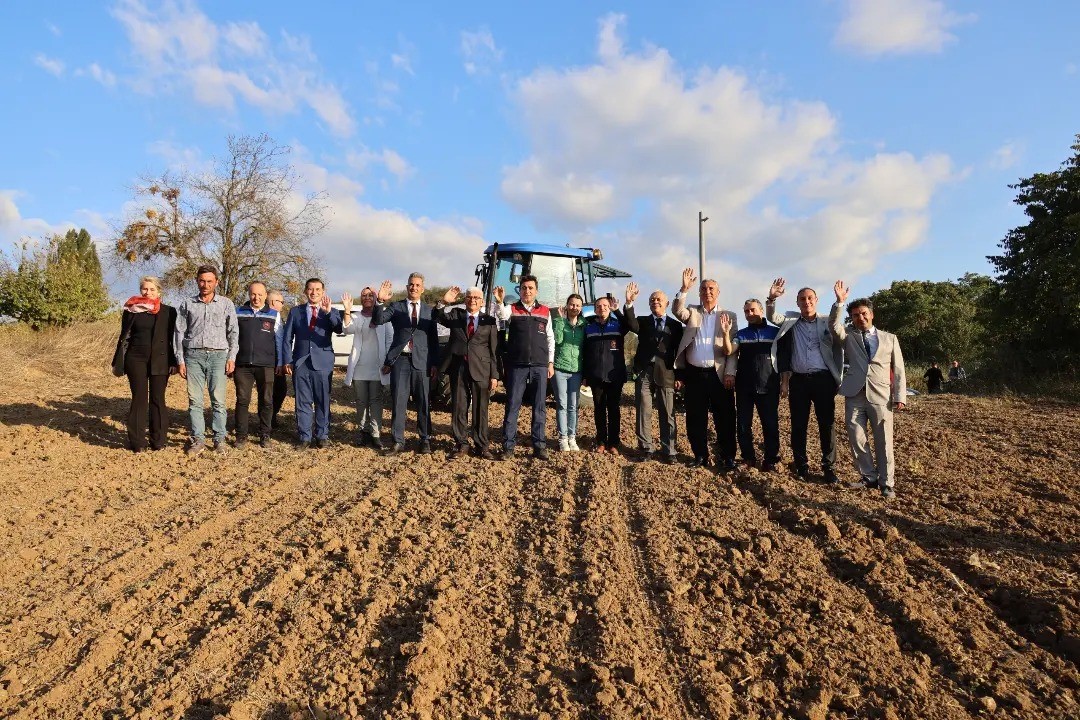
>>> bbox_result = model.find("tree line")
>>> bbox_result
[3,133,1078,382]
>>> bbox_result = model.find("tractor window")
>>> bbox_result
[491,257,525,304]
[529,254,577,308]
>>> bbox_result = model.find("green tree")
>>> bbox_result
[0,229,112,329]
[869,273,993,365]
[987,134,1080,371]
[114,133,328,300]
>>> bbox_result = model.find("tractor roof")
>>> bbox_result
[483,242,595,259]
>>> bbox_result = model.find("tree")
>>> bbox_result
[114,134,329,300]
[869,273,993,365]
[0,229,112,329]
[987,134,1080,372]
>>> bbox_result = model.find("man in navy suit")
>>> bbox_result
[282,278,343,448]
[373,272,440,454]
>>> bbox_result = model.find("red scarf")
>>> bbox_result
[124,296,161,314]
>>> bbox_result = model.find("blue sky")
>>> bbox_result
[2,0,1078,310]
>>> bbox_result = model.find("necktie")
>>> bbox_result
[655,316,662,333]
[408,302,417,352]
[309,306,317,331]
[467,315,475,338]
[862,330,873,359]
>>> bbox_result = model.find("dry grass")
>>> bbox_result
[0,319,118,395]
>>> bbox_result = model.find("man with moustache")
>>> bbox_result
[435,286,500,459]
[767,278,844,483]
[624,286,684,463]
[672,268,739,471]
[720,298,781,471]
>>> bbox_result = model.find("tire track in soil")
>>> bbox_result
[734,470,1079,718]
[573,458,713,718]
[9,454,388,718]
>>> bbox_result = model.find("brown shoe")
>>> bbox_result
[595,445,607,455]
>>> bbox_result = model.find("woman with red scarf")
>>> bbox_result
[112,276,178,452]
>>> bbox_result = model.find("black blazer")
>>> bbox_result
[372,299,440,370]
[434,307,500,382]
[624,305,683,388]
[112,305,178,376]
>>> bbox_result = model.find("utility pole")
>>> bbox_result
[698,211,709,280]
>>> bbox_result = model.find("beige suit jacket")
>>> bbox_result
[829,302,906,406]
[671,293,739,377]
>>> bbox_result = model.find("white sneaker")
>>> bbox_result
[559,437,570,452]
[568,437,580,452]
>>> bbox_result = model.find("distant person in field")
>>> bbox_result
[340,287,393,450]
[624,286,684,463]
[553,293,586,452]
[582,291,632,455]
[232,281,281,449]
[948,360,967,382]
[373,272,440,455]
[268,291,289,429]
[830,283,907,500]
[434,285,500,459]
[494,275,555,460]
[112,275,178,453]
[174,265,238,456]
[673,268,739,471]
[720,298,781,472]
[924,362,945,394]
[767,278,843,484]
[282,278,343,449]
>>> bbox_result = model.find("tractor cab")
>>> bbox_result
[474,243,631,312]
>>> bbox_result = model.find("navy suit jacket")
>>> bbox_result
[282,304,343,372]
[373,299,439,370]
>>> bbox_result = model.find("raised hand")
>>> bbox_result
[556,304,567,318]
[625,281,639,305]
[320,294,332,312]
[768,277,786,301]
[719,312,732,335]
[377,280,393,303]
[834,280,849,304]
[493,286,505,304]
[443,285,461,304]
[341,292,353,314]
[681,267,697,293]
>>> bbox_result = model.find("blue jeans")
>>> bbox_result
[553,369,581,439]
[185,349,228,442]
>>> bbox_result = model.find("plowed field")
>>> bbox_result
[1,355,1077,719]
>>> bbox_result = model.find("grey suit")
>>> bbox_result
[830,302,907,491]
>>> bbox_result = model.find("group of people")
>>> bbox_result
[114,263,909,498]
[922,360,967,393]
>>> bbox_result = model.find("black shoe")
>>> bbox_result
[761,462,777,473]
[687,456,709,468]
[534,447,549,460]
[368,436,385,450]
[501,446,516,460]
[846,476,877,490]
[235,437,248,449]
[795,465,810,479]
[882,487,896,500]
[259,435,271,449]
[314,438,328,449]
[296,441,311,451]
[822,469,841,485]
[386,443,405,456]
[742,457,758,469]
[718,458,737,473]
[661,455,676,465]
[638,451,655,463]
[418,442,432,455]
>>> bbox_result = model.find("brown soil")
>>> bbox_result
[0,347,1077,719]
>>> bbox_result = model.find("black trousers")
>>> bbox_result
[447,358,492,450]
[235,365,276,438]
[272,372,288,423]
[390,356,431,444]
[683,367,736,462]
[736,387,781,464]
[125,345,169,450]
[591,379,623,448]
[788,370,838,470]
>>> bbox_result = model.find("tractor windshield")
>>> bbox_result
[491,253,578,307]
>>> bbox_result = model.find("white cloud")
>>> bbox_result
[835,0,974,56]
[345,147,414,181]
[109,0,356,137]
[0,190,84,248]
[46,21,62,37]
[461,27,503,76]
[989,141,1022,170]
[501,14,959,308]
[34,53,65,77]
[75,63,118,88]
